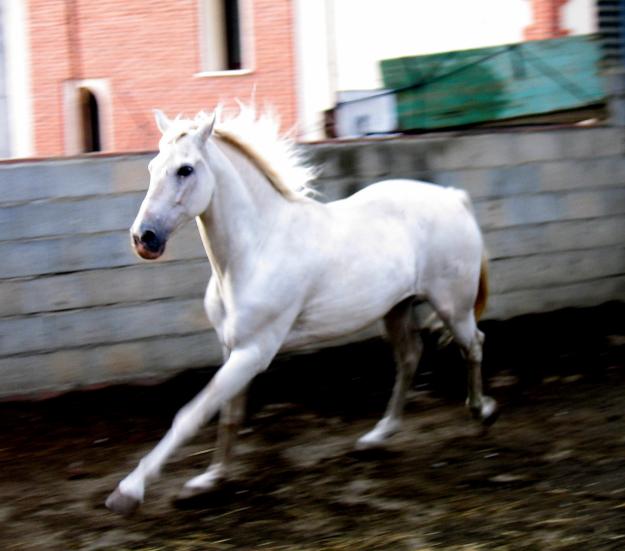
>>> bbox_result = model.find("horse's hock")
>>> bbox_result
[0,124,624,397]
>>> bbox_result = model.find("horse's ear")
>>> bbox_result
[153,109,172,134]
[195,113,216,146]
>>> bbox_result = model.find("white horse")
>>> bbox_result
[106,106,497,515]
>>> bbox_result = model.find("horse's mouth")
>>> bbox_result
[134,244,165,260]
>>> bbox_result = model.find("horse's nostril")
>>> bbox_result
[139,230,162,253]
[141,230,157,246]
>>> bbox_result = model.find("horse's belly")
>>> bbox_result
[281,309,381,352]
[281,262,415,352]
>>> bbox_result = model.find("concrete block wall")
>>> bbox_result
[1,125,625,397]
[307,126,625,320]
[0,154,221,397]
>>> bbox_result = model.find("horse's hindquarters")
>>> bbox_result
[282,179,485,353]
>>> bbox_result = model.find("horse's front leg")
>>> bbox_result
[105,346,271,516]
[179,344,248,498]
[177,389,247,499]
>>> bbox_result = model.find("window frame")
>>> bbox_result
[196,0,255,77]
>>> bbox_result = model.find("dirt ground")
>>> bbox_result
[1,303,624,551]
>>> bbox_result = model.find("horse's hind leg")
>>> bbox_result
[356,298,423,449]
[178,389,247,499]
[438,308,498,425]
[463,325,497,424]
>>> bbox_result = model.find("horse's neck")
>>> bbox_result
[196,139,291,282]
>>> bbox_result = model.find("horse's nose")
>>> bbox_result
[130,224,167,260]
[139,229,162,253]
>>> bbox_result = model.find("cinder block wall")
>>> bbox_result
[1,125,624,397]
[308,127,625,320]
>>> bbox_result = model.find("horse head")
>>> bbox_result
[130,110,218,260]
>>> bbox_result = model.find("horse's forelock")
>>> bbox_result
[159,115,202,147]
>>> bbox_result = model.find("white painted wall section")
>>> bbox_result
[3,0,34,158]
[331,0,532,90]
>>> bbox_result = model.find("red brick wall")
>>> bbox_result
[28,0,297,155]
[524,0,571,40]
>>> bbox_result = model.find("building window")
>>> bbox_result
[199,0,251,73]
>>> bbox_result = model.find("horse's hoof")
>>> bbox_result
[356,430,394,451]
[173,480,235,509]
[173,486,212,509]
[105,487,141,516]
[467,396,499,426]
[176,484,215,501]
[355,417,400,451]
[355,438,382,451]
[481,403,500,427]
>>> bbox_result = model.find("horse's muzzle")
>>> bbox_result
[131,227,166,260]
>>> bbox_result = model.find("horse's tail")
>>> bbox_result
[454,187,488,320]
[474,252,489,321]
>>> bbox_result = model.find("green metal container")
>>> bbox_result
[380,35,606,131]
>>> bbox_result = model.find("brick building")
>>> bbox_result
[25,0,297,156]
[524,1,625,64]
[0,0,611,154]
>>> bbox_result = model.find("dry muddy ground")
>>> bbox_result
[1,303,624,550]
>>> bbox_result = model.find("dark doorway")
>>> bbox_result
[79,87,101,152]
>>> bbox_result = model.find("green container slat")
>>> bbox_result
[380,35,606,130]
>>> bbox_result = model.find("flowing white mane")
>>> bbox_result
[161,105,317,200]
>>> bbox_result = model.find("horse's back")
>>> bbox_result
[338,178,470,214]
[332,179,482,256]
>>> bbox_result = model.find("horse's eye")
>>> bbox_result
[177,164,194,178]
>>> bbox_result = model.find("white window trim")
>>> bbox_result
[63,79,113,155]
[197,0,255,74]
[194,68,254,78]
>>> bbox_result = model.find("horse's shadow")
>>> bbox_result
[167,445,407,513]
